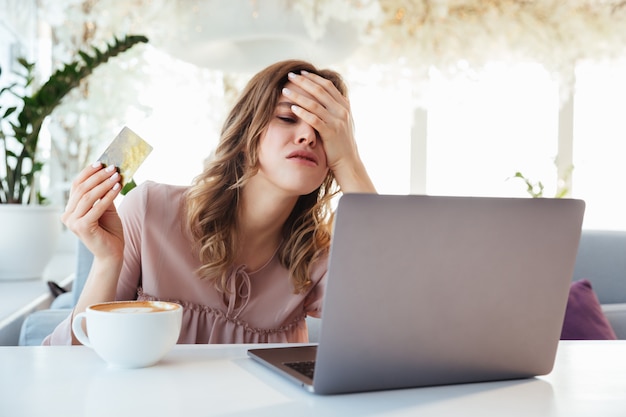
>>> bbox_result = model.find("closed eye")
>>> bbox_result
[277,115,296,123]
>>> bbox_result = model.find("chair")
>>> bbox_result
[571,229,626,339]
[18,241,93,346]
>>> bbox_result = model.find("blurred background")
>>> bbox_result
[2,0,626,229]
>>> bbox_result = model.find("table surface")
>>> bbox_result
[1,341,625,417]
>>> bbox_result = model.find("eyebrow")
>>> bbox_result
[276,101,294,109]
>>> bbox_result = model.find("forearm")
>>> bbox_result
[333,158,377,194]
[70,256,123,344]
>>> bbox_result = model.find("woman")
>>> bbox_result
[44,59,376,345]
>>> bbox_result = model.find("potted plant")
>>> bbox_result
[0,34,148,280]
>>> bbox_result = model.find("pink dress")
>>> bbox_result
[43,181,327,345]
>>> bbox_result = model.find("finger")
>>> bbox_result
[285,90,349,140]
[73,185,121,234]
[66,163,104,208]
[288,71,348,111]
[282,86,328,122]
[63,167,121,223]
[70,162,117,193]
[66,164,119,210]
[73,171,121,218]
[63,180,121,235]
[284,78,350,133]
[289,104,325,135]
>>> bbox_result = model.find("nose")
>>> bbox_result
[296,122,318,147]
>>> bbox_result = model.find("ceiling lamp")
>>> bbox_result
[146,0,361,72]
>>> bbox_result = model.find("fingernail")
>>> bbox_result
[282,87,291,96]
[291,105,300,112]
[287,72,296,79]
[109,172,120,181]
[105,165,116,173]
[300,70,309,75]
[112,183,120,191]
[92,161,101,168]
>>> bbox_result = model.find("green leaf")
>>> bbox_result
[121,178,137,195]
[32,161,44,173]
[0,82,19,95]
[16,57,30,69]
[37,192,49,205]
[78,51,93,66]
[3,106,17,118]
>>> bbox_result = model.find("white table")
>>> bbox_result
[1,341,625,416]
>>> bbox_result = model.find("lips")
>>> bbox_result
[287,150,318,165]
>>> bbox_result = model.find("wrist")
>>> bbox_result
[333,159,377,194]
[91,254,124,277]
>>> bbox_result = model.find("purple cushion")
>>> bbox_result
[561,279,617,340]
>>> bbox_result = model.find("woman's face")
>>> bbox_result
[253,80,329,197]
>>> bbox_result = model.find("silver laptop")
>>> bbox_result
[248,194,585,395]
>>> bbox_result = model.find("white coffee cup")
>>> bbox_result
[72,300,183,368]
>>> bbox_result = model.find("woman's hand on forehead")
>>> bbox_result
[283,72,356,168]
[287,71,348,112]
[283,70,376,194]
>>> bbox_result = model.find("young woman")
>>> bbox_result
[44,59,376,345]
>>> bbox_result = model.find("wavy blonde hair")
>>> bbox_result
[183,60,346,294]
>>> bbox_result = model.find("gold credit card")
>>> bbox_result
[97,126,153,187]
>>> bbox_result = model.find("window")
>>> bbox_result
[573,59,626,230]
[350,60,626,230]
[426,63,560,199]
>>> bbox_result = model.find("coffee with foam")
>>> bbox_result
[94,300,178,313]
[72,300,182,368]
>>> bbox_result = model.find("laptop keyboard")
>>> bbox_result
[284,360,316,379]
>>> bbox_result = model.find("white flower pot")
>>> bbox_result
[0,205,62,280]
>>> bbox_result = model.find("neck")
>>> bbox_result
[235,186,297,270]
